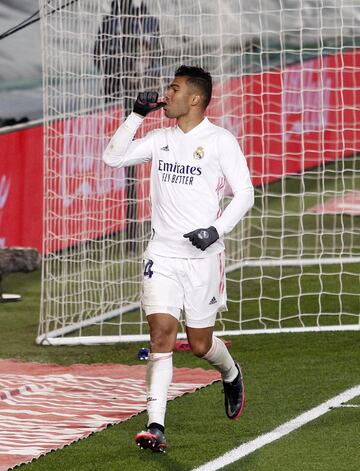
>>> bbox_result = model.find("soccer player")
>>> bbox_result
[103,65,254,452]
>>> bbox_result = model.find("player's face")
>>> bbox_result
[163,76,199,119]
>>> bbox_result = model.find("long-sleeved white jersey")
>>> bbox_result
[103,112,254,258]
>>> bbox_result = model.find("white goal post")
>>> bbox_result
[37,0,360,345]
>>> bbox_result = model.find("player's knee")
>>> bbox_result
[191,342,211,358]
[150,328,176,352]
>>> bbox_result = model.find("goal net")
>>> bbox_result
[38,0,360,345]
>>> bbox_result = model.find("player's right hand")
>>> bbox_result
[133,92,165,117]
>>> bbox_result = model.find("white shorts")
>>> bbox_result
[141,252,227,328]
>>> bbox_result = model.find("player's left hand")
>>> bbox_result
[183,226,219,251]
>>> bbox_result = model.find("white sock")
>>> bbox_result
[146,352,173,428]
[203,336,238,383]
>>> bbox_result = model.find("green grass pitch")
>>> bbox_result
[1,270,359,471]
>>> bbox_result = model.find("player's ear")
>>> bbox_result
[192,95,202,106]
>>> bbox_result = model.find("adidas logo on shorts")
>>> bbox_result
[209,296,217,305]
[160,145,169,151]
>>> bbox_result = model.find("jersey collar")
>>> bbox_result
[175,117,210,136]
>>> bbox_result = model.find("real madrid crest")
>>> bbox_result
[193,146,204,160]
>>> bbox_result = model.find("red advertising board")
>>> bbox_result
[209,50,360,185]
[0,124,43,251]
[1,49,359,252]
[43,112,127,253]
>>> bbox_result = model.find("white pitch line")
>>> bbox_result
[192,384,360,471]
[331,404,360,408]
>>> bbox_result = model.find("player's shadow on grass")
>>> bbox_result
[144,453,189,471]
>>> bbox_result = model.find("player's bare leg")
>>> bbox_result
[186,326,245,420]
[135,313,178,452]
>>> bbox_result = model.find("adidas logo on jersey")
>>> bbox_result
[160,145,169,151]
[209,296,217,305]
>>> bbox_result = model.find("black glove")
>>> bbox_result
[133,91,165,117]
[183,226,219,251]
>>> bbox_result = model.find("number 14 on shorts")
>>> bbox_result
[144,260,154,278]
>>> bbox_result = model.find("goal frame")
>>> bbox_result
[38,0,360,345]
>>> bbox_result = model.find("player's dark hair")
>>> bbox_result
[174,65,212,109]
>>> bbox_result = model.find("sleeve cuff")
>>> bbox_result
[125,112,145,129]
[212,221,225,238]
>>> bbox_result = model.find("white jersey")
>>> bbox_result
[103,112,254,258]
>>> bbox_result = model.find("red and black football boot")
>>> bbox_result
[223,362,245,420]
[135,425,167,453]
